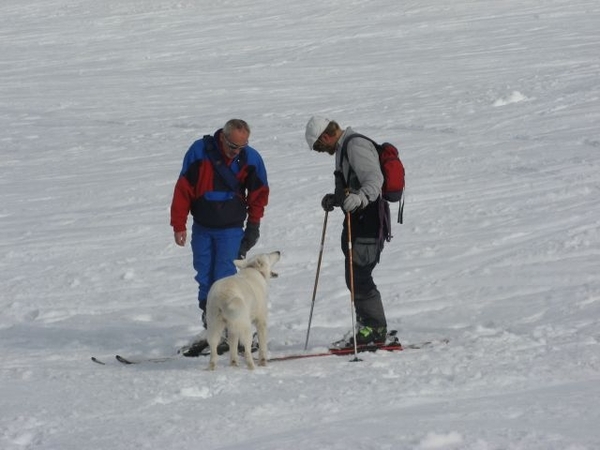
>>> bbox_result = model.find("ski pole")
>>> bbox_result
[304,210,329,350]
[346,211,361,362]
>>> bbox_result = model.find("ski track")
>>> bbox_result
[1,0,600,449]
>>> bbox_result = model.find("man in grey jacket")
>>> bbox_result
[305,116,389,347]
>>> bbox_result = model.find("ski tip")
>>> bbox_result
[115,355,134,365]
[91,356,106,365]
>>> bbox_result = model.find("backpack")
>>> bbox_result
[341,133,405,223]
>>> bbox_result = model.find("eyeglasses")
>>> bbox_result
[224,135,247,151]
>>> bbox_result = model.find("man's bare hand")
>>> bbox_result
[174,231,187,246]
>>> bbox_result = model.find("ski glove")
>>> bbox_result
[342,191,368,213]
[321,193,339,212]
[238,222,260,259]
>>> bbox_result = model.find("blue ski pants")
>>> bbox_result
[191,223,244,311]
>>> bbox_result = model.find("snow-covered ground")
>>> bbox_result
[2,1,599,448]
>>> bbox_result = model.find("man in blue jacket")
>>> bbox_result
[171,119,269,355]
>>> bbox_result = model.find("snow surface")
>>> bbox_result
[2,0,599,449]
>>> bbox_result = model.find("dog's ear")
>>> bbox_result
[234,259,247,269]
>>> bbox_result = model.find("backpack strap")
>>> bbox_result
[203,135,243,192]
[398,193,404,224]
[339,133,377,188]
[339,133,377,167]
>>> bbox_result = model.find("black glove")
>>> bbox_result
[321,193,338,212]
[238,222,260,259]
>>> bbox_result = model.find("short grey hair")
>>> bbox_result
[223,119,251,137]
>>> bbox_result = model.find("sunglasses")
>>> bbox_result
[312,136,328,151]
[224,135,247,151]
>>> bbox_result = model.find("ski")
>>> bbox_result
[268,338,449,362]
[268,343,402,362]
[95,344,248,366]
[90,354,181,365]
[115,354,181,365]
[113,344,255,365]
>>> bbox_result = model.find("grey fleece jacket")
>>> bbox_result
[335,127,383,203]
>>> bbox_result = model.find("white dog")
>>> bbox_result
[206,251,280,370]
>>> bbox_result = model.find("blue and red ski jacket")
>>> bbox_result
[170,129,269,232]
